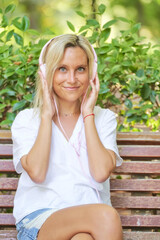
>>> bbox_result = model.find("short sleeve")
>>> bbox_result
[11,109,40,174]
[94,107,123,166]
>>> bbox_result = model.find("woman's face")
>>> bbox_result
[52,46,89,104]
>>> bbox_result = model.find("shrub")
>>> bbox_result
[67,4,160,131]
[0,4,53,127]
[0,3,160,131]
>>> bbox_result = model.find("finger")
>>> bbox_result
[90,80,97,95]
[95,74,100,92]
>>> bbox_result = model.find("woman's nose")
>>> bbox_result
[67,71,76,83]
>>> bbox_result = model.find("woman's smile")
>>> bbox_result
[63,86,80,91]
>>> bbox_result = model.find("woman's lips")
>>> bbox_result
[63,86,79,91]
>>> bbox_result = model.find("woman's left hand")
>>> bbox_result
[81,74,100,117]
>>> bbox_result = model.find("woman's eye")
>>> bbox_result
[59,67,66,72]
[77,67,85,72]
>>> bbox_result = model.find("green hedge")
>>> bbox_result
[0,4,160,131]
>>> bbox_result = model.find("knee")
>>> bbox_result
[90,204,122,239]
[95,204,122,230]
[104,205,121,225]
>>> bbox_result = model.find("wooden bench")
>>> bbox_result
[0,130,160,240]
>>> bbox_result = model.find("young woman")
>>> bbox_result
[11,34,123,240]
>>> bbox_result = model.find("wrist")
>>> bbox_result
[41,113,53,122]
[82,109,93,118]
[83,113,95,122]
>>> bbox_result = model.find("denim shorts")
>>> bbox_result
[16,208,58,240]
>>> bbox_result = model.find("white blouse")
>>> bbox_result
[11,106,123,224]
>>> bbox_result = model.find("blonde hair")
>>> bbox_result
[33,34,95,112]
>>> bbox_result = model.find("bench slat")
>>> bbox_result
[0,213,159,228]
[117,132,160,145]
[1,195,160,209]
[0,230,17,240]
[0,131,12,145]
[0,214,15,226]
[121,215,160,227]
[111,196,160,209]
[114,161,160,174]
[110,179,160,192]
[0,178,18,190]
[1,160,160,175]
[0,231,160,240]
[1,195,159,210]
[0,195,14,207]
[1,145,160,159]
[119,146,160,158]
[0,145,12,158]
[1,178,159,192]
[123,231,160,240]
[0,160,15,172]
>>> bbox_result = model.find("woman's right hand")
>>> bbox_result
[38,70,56,120]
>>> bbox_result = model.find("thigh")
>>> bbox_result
[37,204,122,240]
[71,233,94,240]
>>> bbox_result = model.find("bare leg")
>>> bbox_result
[70,233,94,240]
[37,204,122,240]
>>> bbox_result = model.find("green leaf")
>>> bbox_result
[1,15,9,27]
[100,28,111,41]
[103,19,117,29]
[99,83,110,94]
[125,99,133,109]
[108,95,121,105]
[110,65,121,74]
[6,29,14,42]
[0,104,6,110]
[26,29,40,36]
[22,16,30,31]
[13,33,23,46]
[4,68,15,77]
[116,17,131,23]
[0,30,7,38]
[141,83,151,100]
[76,11,85,18]
[12,100,26,111]
[98,4,106,14]
[136,69,144,78]
[12,17,22,30]
[0,8,3,14]
[0,88,15,96]
[67,21,75,32]
[23,94,33,102]
[88,31,99,44]
[98,47,109,54]
[80,31,87,36]
[0,119,13,126]
[122,60,132,66]
[131,23,141,33]
[78,25,90,33]
[86,19,99,27]
[15,68,25,76]
[150,90,156,103]
[5,4,16,14]
[43,29,55,35]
